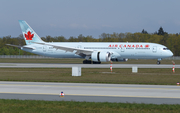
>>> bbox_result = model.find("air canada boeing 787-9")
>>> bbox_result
[7,20,173,64]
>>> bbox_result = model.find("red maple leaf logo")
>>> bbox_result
[24,31,34,40]
[145,45,149,48]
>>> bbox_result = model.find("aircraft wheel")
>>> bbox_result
[83,60,92,64]
[93,61,101,64]
[157,61,161,65]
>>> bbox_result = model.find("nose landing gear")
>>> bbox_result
[157,58,162,65]
[157,61,161,65]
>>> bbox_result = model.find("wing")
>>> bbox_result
[34,42,93,55]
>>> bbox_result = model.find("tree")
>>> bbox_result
[157,27,164,35]
[0,31,179,55]
[17,34,25,46]
[154,31,158,35]
[78,34,84,42]
[141,29,148,34]
[45,35,54,42]
[55,36,66,42]
[157,27,168,35]
[99,33,107,39]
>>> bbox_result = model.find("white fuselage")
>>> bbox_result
[22,42,173,60]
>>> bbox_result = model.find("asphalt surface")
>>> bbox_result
[1,81,180,104]
[0,63,179,68]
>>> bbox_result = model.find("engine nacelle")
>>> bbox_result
[111,58,128,62]
[91,51,111,62]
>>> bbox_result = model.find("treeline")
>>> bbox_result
[1,27,180,56]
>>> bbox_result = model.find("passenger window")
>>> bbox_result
[163,48,169,50]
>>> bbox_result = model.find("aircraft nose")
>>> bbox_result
[169,51,173,57]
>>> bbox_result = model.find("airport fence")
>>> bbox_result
[165,56,180,60]
[0,55,179,60]
[0,55,52,59]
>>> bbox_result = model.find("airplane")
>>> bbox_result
[7,20,173,65]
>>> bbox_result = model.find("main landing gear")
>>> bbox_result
[83,60,91,64]
[83,60,101,64]
[92,61,101,64]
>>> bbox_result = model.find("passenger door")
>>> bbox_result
[152,46,157,52]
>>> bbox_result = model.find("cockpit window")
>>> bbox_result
[163,48,169,50]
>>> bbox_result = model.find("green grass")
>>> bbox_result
[0,58,179,64]
[0,99,180,113]
[0,68,179,85]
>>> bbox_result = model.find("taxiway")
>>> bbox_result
[0,63,179,68]
[0,81,180,104]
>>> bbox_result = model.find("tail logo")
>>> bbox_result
[24,31,34,40]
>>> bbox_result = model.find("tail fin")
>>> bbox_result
[18,20,44,45]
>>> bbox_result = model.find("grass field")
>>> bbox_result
[0,99,180,113]
[0,58,179,64]
[0,68,179,85]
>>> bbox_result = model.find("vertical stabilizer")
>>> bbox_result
[18,20,44,45]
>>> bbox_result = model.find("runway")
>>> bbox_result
[1,81,180,104]
[0,63,179,68]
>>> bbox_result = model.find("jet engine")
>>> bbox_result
[91,51,111,62]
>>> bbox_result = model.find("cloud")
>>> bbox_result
[158,20,166,25]
[50,24,57,27]
[82,24,88,29]
[101,24,112,28]
[69,23,89,29]
[173,20,180,26]
[70,23,79,28]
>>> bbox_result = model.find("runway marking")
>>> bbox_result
[67,94,180,99]
[0,92,58,95]
[1,92,180,99]
[0,83,180,90]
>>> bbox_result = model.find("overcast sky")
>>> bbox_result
[1,0,180,38]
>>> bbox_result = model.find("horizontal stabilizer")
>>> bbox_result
[6,44,21,49]
[6,44,35,50]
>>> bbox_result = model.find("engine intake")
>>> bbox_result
[91,51,111,62]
